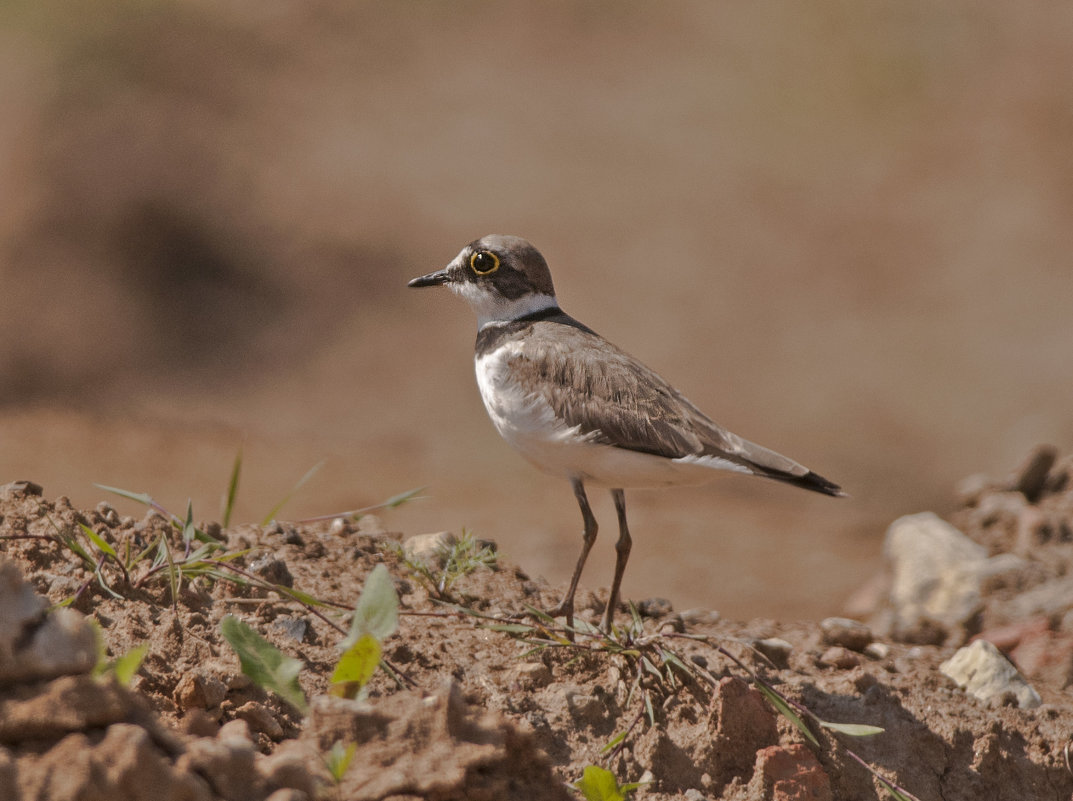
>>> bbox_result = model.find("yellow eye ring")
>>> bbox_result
[469,250,500,275]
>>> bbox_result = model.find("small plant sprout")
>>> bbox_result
[220,615,308,714]
[332,564,399,699]
[89,621,148,686]
[573,765,644,801]
[397,529,497,600]
[323,740,357,785]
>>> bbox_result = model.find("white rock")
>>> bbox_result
[940,639,1041,709]
[884,512,986,636]
[402,531,457,565]
[0,559,96,682]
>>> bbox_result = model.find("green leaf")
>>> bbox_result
[641,655,661,679]
[876,775,918,801]
[274,585,330,608]
[112,643,148,685]
[522,604,557,624]
[331,633,381,696]
[89,620,108,678]
[601,730,627,755]
[573,765,627,801]
[755,682,819,747]
[95,484,157,508]
[377,486,424,511]
[223,448,242,528]
[659,648,691,675]
[80,523,117,559]
[181,500,196,546]
[324,740,357,784]
[819,720,885,737]
[481,623,537,634]
[159,536,179,607]
[59,532,94,566]
[220,615,307,713]
[341,564,398,649]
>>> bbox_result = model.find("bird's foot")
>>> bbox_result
[542,599,576,641]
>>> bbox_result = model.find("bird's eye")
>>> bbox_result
[469,250,500,275]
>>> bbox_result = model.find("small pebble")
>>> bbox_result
[513,662,551,688]
[235,701,285,740]
[1014,444,1057,503]
[658,614,685,634]
[249,556,294,587]
[820,617,873,652]
[637,597,673,618]
[680,608,721,626]
[404,531,456,564]
[864,642,891,660]
[753,637,793,669]
[819,646,861,670]
[272,616,309,643]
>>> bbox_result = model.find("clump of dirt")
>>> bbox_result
[2,450,1073,800]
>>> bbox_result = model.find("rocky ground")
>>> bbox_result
[2,447,1073,800]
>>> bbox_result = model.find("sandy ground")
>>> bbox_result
[3,452,1073,799]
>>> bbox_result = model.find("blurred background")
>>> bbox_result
[1,1,1071,620]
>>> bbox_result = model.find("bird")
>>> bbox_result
[408,234,843,632]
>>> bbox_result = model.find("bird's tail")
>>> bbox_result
[731,437,846,497]
[759,467,845,497]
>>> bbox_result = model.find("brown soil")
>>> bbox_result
[2,450,1073,800]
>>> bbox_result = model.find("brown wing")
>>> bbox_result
[509,318,843,496]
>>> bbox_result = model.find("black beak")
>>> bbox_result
[407,268,450,288]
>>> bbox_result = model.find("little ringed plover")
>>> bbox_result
[409,234,843,632]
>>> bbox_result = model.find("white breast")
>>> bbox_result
[475,342,587,466]
[474,342,746,489]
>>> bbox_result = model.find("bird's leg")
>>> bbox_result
[601,488,632,632]
[546,478,598,634]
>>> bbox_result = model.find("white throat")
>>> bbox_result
[453,282,559,328]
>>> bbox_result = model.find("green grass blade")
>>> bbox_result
[297,486,427,524]
[877,776,918,801]
[274,585,330,608]
[60,531,95,567]
[95,484,156,507]
[111,643,148,685]
[601,730,628,755]
[324,740,356,784]
[819,721,885,737]
[261,461,324,525]
[95,484,172,519]
[220,615,308,713]
[181,500,196,546]
[222,447,242,528]
[522,604,557,624]
[375,486,425,511]
[755,682,819,747]
[79,523,117,560]
[481,623,537,634]
[158,537,179,606]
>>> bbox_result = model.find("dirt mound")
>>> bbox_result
[2,451,1073,800]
